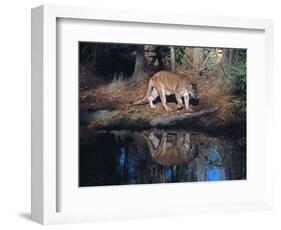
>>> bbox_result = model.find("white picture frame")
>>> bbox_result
[31,4,274,225]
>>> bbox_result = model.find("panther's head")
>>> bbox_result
[189,83,199,106]
[189,83,198,99]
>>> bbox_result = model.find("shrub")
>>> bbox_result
[230,62,246,100]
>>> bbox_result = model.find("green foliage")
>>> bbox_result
[230,50,246,100]
[155,46,170,57]
[158,46,186,66]
[232,98,245,112]
[174,47,186,65]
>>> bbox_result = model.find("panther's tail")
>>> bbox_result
[132,79,154,105]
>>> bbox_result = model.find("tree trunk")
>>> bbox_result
[130,45,144,82]
[170,46,175,71]
[155,46,164,69]
[220,48,234,78]
[228,49,233,64]
[187,47,194,61]
[193,48,204,70]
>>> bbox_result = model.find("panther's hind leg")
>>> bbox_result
[148,88,158,108]
[153,81,172,112]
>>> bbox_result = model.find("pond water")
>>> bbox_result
[79,129,246,187]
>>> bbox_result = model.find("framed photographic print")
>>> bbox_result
[31,5,274,225]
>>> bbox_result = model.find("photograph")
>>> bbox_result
[25,1,277,226]
[78,42,247,187]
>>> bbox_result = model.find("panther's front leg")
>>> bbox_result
[175,92,184,109]
[184,94,193,112]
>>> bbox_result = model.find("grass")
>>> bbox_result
[106,74,127,92]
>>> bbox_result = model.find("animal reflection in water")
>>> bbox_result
[142,132,199,166]
[79,130,246,186]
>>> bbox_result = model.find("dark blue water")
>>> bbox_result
[79,129,246,187]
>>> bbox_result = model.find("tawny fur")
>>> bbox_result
[133,71,197,112]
